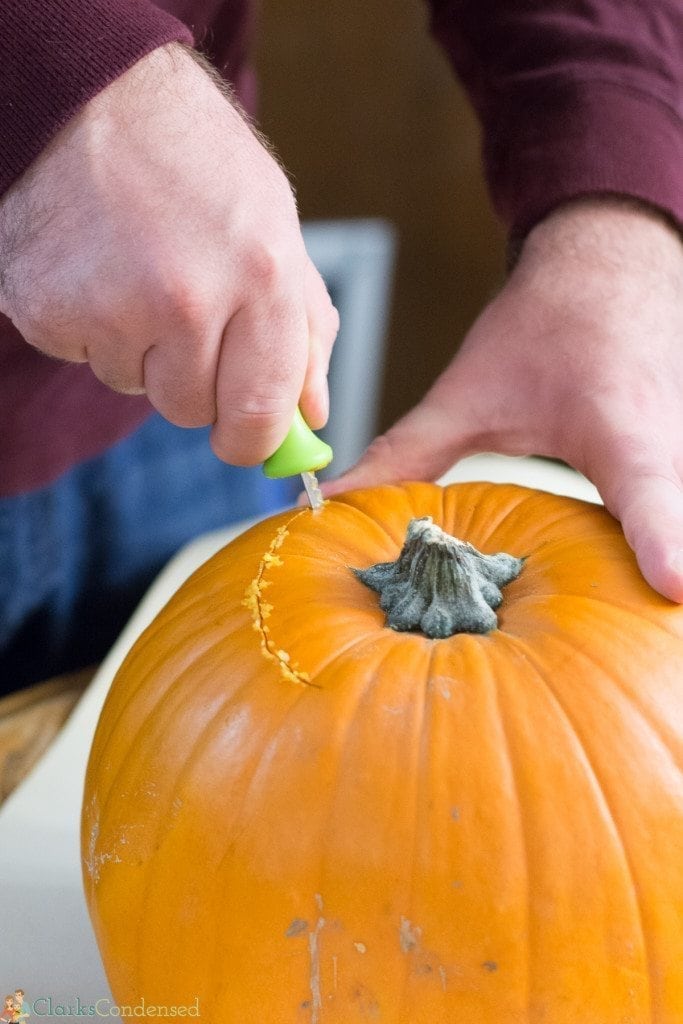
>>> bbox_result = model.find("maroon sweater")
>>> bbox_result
[0,0,681,497]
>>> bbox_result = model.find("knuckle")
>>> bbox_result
[364,432,401,466]
[211,392,293,465]
[227,392,291,429]
[159,273,214,339]
[243,240,295,292]
[360,432,428,483]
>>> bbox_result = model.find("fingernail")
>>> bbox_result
[317,382,329,426]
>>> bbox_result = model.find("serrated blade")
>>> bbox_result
[301,470,324,510]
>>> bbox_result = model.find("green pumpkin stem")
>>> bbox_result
[354,517,523,638]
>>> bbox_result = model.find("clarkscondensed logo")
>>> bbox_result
[0,989,199,1019]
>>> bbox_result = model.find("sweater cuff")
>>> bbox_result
[483,80,683,242]
[0,0,194,198]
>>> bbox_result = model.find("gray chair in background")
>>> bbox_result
[302,219,397,476]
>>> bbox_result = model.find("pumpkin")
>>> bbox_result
[82,481,683,1023]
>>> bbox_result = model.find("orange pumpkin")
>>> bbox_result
[82,482,683,1023]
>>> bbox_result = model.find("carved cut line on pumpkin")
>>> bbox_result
[242,510,315,687]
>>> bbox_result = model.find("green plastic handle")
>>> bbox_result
[262,407,333,479]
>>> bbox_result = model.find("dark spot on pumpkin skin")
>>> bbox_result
[482,960,498,972]
[351,986,380,1017]
[300,1000,311,1009]
[285,918,308,937]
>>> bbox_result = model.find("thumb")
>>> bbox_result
[601,464,683,603]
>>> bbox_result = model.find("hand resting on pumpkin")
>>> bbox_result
[0,42,338,466]
[326,199,683,604]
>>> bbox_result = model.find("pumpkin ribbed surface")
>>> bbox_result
[82,482,683,1023]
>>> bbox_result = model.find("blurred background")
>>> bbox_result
[254,0,507,468]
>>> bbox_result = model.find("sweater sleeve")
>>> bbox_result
[0,0,193,198]
[426,0,683,238]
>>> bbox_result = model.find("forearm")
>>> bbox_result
[425,0,683,239]
[0,0,192,199]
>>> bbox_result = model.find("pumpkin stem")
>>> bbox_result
[354,517,523,638]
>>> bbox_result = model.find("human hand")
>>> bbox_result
[326,199,683,601]
[0,44,338,464]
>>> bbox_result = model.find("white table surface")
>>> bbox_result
[0,456,599,1006]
